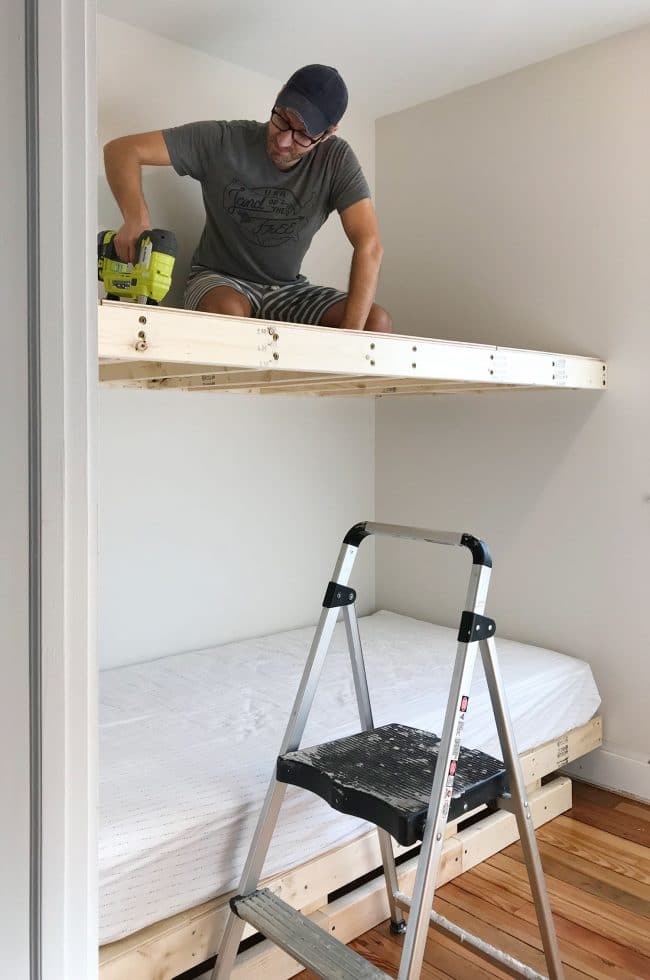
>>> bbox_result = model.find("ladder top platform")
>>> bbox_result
[277,722,508,847]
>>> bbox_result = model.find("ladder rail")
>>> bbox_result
[343,603,406,932]
[397,560,491,980]
[213,539,360,979]
[480,635,564,979]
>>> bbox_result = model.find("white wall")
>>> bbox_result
[375,28,650,799]
[97,16,377,668]
[1,1,30,972]
[100,390,374,667]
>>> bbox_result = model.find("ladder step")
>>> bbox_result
[277,722,508,846]
[231,889,390,979]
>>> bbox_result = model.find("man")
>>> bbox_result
[104,64,391,332]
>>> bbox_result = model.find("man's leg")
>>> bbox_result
[319,299,393,333]
[257,281,393,332]
[196,285,252,318]
[184,269,262,316]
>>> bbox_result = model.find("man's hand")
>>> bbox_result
[114,218,152,265]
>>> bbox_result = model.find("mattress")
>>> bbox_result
[99,610,600,944]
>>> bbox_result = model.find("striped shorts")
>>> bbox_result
[183,266,346,325]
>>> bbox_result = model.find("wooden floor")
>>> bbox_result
[297,782,650,980]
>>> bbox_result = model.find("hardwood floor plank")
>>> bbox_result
[351,924,447,979]
[568,799,650,847]
[572,781,650,819]
[432,895,590,979]
[422,927,510,979]
[571,782,622,810]
[297,922,448,979]
[513,903,650,979]
[617,801,650,824]
[486,849,650,953]
[439,879,650,979]
[493,844,650,917]
[537,815,650,883]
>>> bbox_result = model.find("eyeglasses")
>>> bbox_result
[270,109,325,148]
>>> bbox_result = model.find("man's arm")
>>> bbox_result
[103,131,171,263]
[338,198,384,330]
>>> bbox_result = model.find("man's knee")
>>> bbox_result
[197,286,252,318]
[365,304,392,333]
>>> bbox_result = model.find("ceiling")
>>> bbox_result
[99,0,650,117]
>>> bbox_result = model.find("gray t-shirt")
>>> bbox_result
[162,120,370,285]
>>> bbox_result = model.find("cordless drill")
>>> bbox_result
[97,228,177,305]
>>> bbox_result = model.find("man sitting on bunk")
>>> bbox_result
[104,64,391,333]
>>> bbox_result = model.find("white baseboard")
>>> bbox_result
[563,745,650,802]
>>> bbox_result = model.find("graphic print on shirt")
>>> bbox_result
[223,179,316,247]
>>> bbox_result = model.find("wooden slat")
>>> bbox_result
[100,364,379,391]
[258,381,539,397]
[190,372,400,393]
[98,300,607,394]
[521,718,602,784]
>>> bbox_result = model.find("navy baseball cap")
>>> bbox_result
[276,64,349,137]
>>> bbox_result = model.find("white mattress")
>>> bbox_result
[99,610,600,944]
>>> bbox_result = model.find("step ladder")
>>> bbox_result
[213,522,565,980]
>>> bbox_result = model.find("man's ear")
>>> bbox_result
[322,124,338,143]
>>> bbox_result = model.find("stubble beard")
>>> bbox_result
[266,129,302,170]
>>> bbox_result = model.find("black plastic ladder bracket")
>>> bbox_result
[458,611,496,643]
[323,582,357,608]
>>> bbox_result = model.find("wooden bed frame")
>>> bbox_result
[98,715,601,980]
[98,301,607,396]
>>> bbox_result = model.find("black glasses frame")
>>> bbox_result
[270,108,326,148]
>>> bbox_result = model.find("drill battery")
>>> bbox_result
[97,228,177,305]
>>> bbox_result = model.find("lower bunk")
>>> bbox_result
[98,610,602,979]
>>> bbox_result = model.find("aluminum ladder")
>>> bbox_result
[213,522,565,980]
